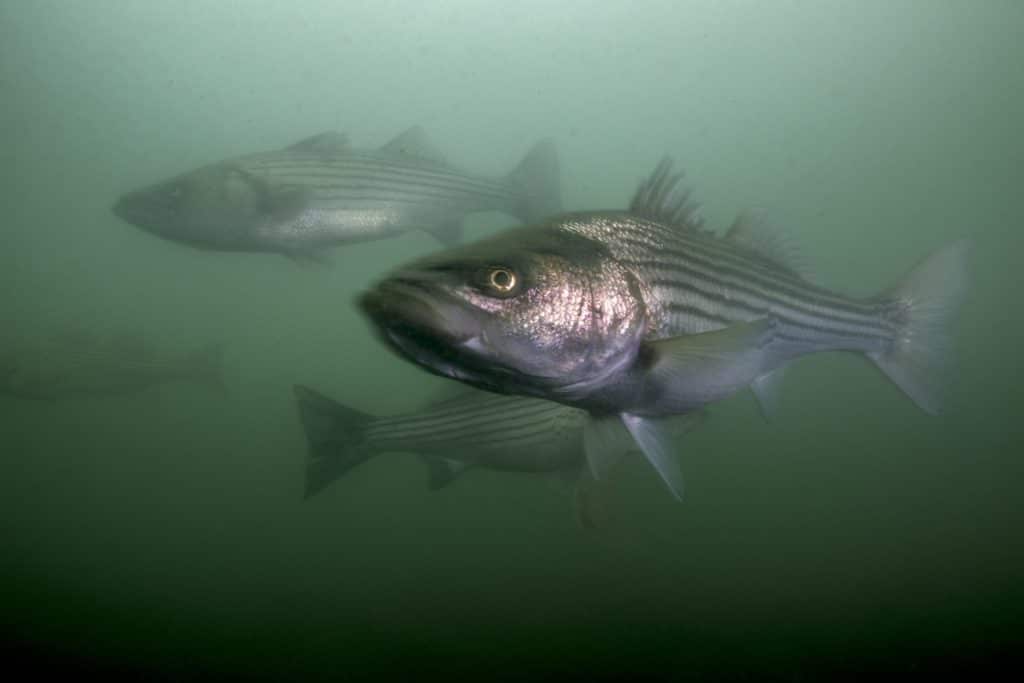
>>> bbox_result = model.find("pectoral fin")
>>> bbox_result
[621,413,686,501]
[750,367,786,421]
[583,411,706,501]
[641,319,776,409]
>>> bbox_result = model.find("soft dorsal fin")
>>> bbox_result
[285,131,350,156]
[629,157,705,232]
[726,208,813,280]
[380,126,447,164]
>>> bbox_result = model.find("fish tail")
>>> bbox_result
[506,138,561,223]
[185,342,228,394]
[293,385,375,499]
[869,239,972,414]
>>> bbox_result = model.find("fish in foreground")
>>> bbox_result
[292,384,702,525]
[359,158,971,500]
[0,330,226,399]
[112,126,560,261]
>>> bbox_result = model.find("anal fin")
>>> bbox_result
[750,367,786,421]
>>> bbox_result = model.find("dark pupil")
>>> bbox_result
[491,270,513,289]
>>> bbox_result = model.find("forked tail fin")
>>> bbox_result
[869,240,972,414]
[507,138,561,223]
[293,385,375,498]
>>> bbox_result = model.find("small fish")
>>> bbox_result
[0,331,226,400]
[292,384,703,523]
[359,158,971,500]
[113,127,560,261]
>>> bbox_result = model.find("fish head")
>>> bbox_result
[112,162,270,250]
[359,225,649,402]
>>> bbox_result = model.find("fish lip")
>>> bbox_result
[111,191,154,227]
[111,187,173,229]
[358,280,475,347]
[111,194,133,222]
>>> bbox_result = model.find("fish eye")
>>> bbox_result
[477,267,520,297]
[489,268,516,291]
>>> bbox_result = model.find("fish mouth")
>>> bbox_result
[112,191,151,228]
[360,279,476,345]
[358,278,492,379]
[111,188,173,231]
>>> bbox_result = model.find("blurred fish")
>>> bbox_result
[294,385,583,496]
[112,127,560,261]
[359,159,971,500]
[292,384,703,525]
[0,331,226,400]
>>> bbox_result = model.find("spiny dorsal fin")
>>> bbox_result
[726,208,813,280]
[380,126,447,164]
[285,131,350,156]
[629,157,705,232]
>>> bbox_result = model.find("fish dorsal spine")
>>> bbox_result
[628,157,706,233]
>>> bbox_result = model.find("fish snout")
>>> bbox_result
[111,190,150,227]
[111,194,130,221]
[111,185,177,231]
[358,279,479,346]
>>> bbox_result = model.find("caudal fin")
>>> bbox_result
[293,384,375,499]
[506,138,561,223]
[186,342,227,394]
[869,240,972,415]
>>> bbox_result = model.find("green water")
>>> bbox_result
[2,1,1021,679]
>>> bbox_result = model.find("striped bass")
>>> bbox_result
[112,127,560,261]
[293,384,702,524]
[0,331,225,399]
[359,159,971,500]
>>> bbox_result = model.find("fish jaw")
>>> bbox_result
[112,185,175,236]
[358,280,493,384]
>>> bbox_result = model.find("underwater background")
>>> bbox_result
[2,1,1021,679]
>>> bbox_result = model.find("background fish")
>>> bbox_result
[293,384,703,525]
[112,126,561,260]
[360,159,971,500]
[0,331,225,400]
[294,384,586,497]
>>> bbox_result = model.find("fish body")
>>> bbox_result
[293,384,702,526]
[113,127,560,259]
[294,385,587,498]
[359,159,971,499]
[0,333,225,400]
